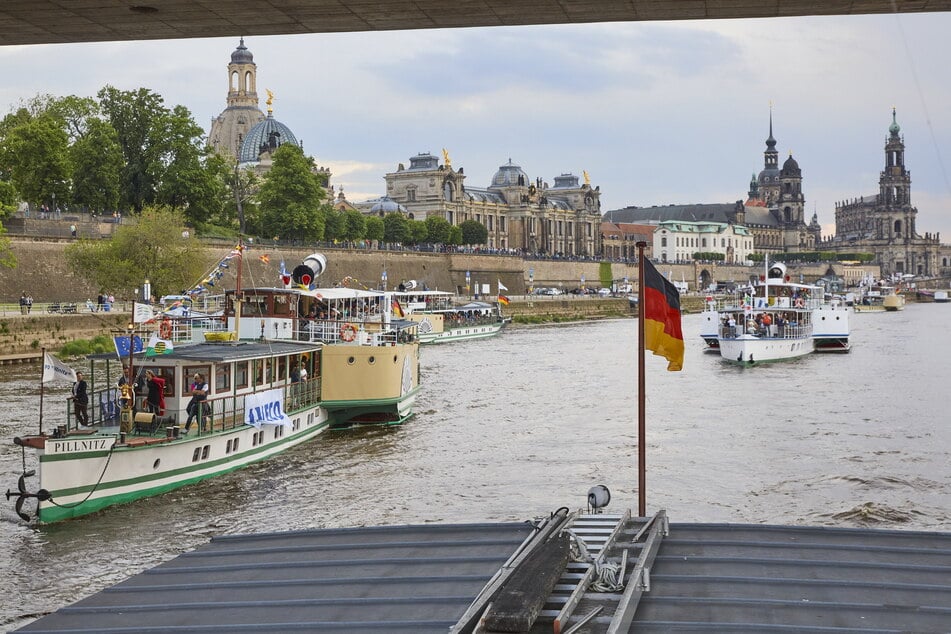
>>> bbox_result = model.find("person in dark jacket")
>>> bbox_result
[72,371,89,425]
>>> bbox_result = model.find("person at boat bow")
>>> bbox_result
[183,373,208,434]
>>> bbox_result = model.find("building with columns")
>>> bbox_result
[366,152,603,256]
[821,109,946,277]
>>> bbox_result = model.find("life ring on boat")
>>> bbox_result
[794,297,805,308]
[339,322,358,342]
[159,317,173,339]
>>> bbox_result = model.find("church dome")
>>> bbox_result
[231,38,254,64]
[782,154,800,174]
[490,159,529,188]
[888,108,901,136]
[238,113,298,163]
[370,197,407,214]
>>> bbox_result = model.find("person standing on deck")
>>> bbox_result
[72,371,89,426]
[144,370,166,415]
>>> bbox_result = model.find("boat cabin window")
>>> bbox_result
[276,356,287,382]
[244,294,269,317]
[215,364,231,392]
[254,359,270,387]
[149,367,175,397]
[183,366,211,396]
[235,361,249,389]
[272,293,295,316]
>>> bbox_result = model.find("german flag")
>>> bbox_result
[497,294,510,306]
[643,259,684,371]
[391,299,405,317]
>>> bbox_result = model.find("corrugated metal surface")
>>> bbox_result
[629,523,951,633]
[16,518,951,633]
[17,522,535,634]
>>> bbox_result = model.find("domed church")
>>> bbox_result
[208,38,266,159]
[208,39,331,182]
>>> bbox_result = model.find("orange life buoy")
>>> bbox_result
[340,323,358,342]
[159,317,173,339]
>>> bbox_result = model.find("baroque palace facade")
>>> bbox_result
[820,109,949,277]
[363,152,603,257]
[602,114,821,262]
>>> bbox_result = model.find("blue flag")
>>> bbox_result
[113,334,144,358]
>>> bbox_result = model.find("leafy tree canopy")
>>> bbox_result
[256,144,328,241]
[459,219,488,245]
[64,206,210,298]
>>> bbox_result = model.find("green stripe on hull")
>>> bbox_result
[37,420,331,523]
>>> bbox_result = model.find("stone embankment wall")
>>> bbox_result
[0,312,129,357]
[1,238,876,305]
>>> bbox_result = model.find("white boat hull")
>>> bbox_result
[35,405,330,523]
[719,334,814,364]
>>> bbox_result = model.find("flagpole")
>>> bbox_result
[39,347,45,436]
[636,241,647,517]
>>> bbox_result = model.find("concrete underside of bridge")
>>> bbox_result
[1,0,950,46]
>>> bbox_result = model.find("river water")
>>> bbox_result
[2,304,949,629]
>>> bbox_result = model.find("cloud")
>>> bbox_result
[0,14,948,243]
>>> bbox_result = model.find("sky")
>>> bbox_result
[1,12,949,241]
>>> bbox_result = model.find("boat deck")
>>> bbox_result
[16,511,951,633]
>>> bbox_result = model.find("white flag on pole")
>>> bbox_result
[133,302,155,324]
[42,352,77,384]
[498,279,508,292]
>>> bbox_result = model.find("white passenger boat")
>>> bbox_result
[8,252,420,523]
[700,268,851,353]
[391,289,508,344]
[714,263,821,364]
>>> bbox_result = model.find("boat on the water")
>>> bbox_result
[710,262,824,364]
[935,290,949,303]
[391,288,509,344]
[8,251,420,524]
[700,265,851,354]
[854,284,905,312]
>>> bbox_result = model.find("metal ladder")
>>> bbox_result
[541,509,668,634]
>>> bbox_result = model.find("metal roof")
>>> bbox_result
[91,340,321,364]
[2,1,951,46]
[16,513,951,633]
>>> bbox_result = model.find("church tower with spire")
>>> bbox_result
[756,109,781,206]
[208,38,266,159]
[880,107,915,239]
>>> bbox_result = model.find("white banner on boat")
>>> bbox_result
[245,388,291,429]
[133,302,155,324]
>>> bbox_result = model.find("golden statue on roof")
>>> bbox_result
[442,148,452,169]
[583,170,590,186]
[266,89,274,114]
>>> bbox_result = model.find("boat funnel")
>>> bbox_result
[292,253,327,287]
[403,280,418,291]
[767,262,787,279]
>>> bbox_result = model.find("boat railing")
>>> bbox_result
[718,320,812,340]
[66,377,323,435]
[297,318,415,345]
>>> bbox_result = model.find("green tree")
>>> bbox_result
[70,118,122,214]
[323,208,345,242]
[365,215,384,243]
[155,105,222,223]
[424,216,451,244]
[341,209,367,243]
[64,206,209,298]
[98,86,168,212]
[4,114,70,208]
[407,220,428,245]
[256,144,327,240]
[459,219,488,245]
[448,225,463,246]
[383,212,410,244]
